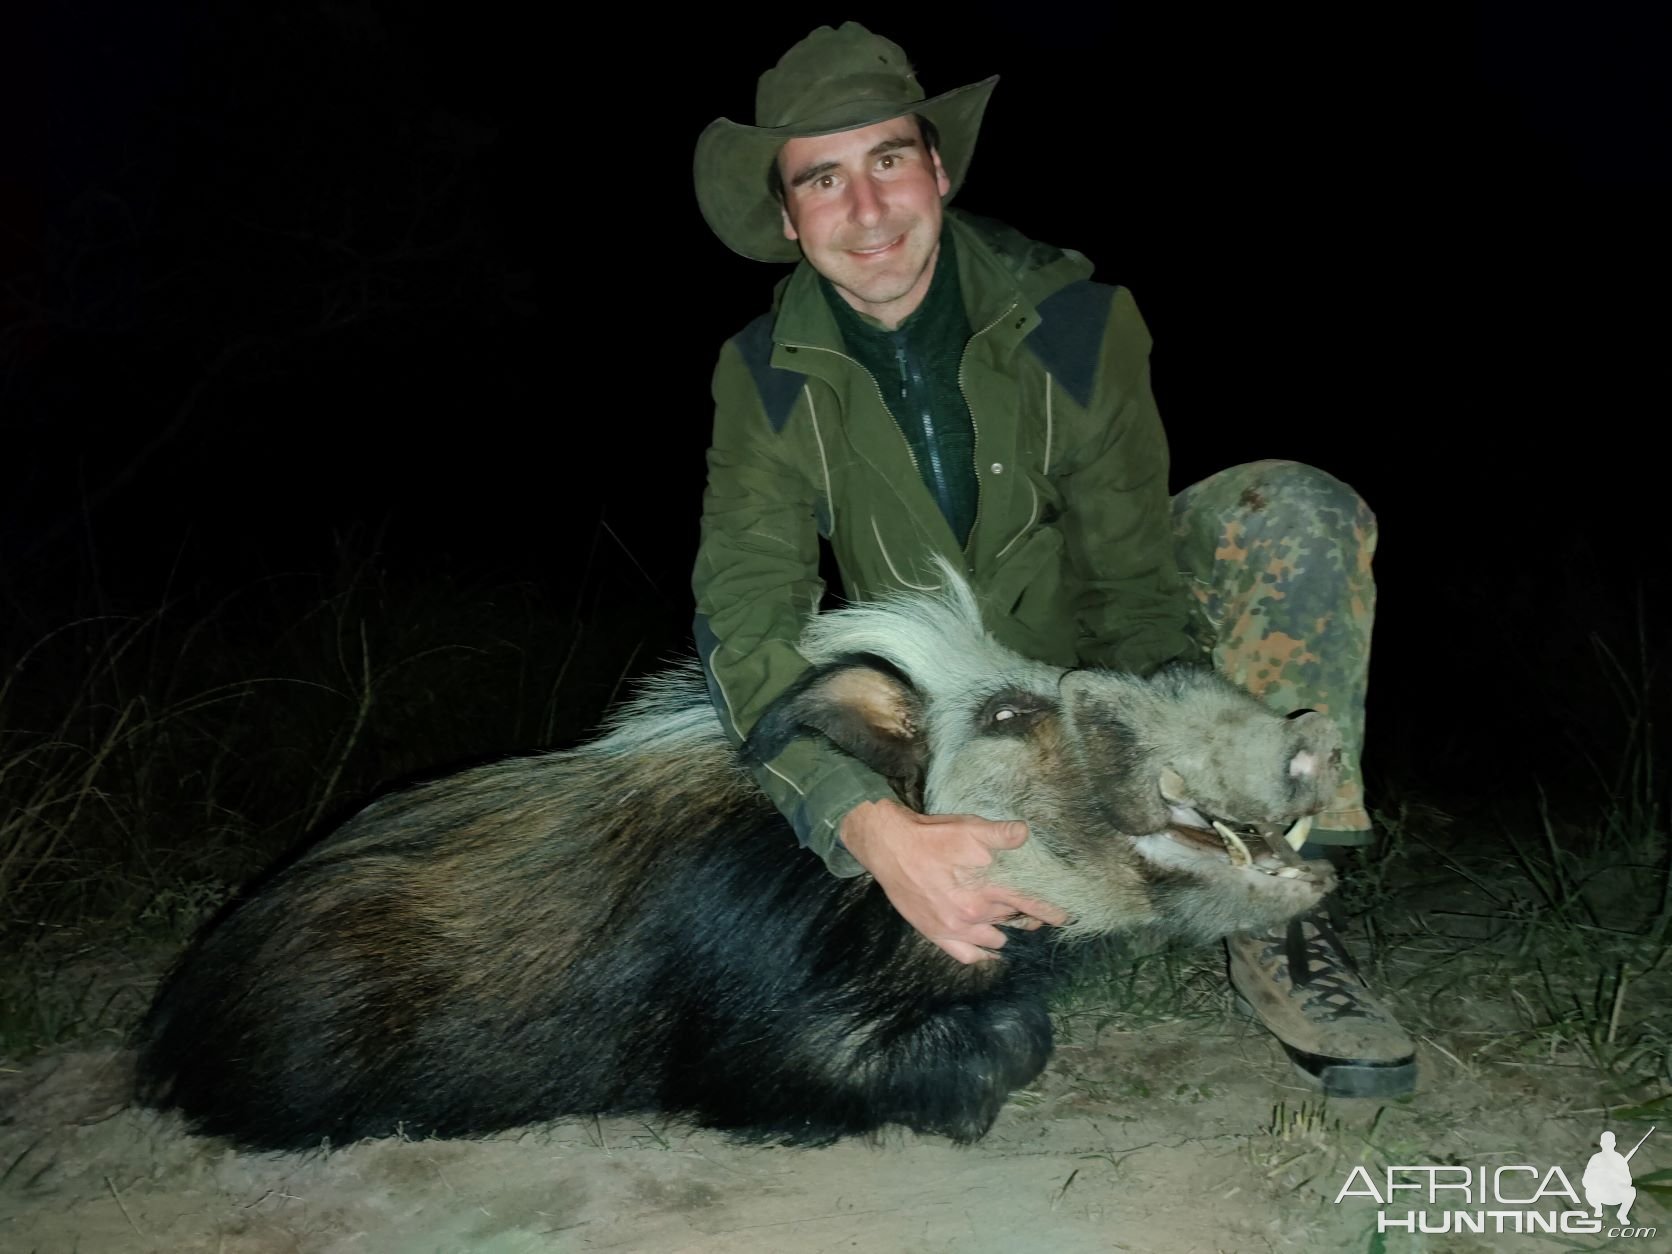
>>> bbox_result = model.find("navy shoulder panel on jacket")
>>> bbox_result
[1026,280,1116,410]
[732,311,806,434]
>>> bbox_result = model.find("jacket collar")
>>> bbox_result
[817,219,968,351]
[769,208,1094,362]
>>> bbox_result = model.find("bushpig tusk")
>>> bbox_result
[1160,766,1189,804]
[1212,820,1253,868]
[1284,814,1313,852]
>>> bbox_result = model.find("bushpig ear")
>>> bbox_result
[743,656,928,809]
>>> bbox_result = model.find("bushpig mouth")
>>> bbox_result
[1163,806,1315,879]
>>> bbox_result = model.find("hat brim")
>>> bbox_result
[694,75,999,263]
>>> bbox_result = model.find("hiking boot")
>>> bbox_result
[1227,907,1417,1097]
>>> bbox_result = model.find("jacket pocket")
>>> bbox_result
[985,523,1064,619]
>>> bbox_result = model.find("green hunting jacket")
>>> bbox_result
[694,207,1195,874]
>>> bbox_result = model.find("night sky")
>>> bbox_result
[12,3,1670,807]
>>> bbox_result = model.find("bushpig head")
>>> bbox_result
[750,648,1342,945]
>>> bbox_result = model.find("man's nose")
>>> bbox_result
[848,174,885,225]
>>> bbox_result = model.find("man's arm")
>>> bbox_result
[695,338,1068,958]
[694,336,895,876]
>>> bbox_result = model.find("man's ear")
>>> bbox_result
[781,200,799,242]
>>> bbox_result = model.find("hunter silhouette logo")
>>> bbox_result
[1584,1127,1653,1226]
[1333,1126,1659,1238]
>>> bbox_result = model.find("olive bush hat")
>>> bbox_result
[695,22,998,262]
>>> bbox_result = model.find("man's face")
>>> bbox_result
[777,117,952,329]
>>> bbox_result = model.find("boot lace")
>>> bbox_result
[1262,907,1378,1023]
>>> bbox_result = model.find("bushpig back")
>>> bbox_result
[136,683,1049,1149]
[137,713,779,1146]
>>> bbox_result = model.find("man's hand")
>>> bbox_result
[839,797,1070,964]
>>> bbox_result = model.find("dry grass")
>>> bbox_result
[0,552,675,1056]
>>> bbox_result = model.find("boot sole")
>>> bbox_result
[1234,994,1417,1098]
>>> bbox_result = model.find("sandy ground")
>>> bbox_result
[4,932,1656,1254]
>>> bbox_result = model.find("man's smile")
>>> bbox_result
[848,235,904,258]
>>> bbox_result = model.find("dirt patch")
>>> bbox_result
[3,935,1658,1253]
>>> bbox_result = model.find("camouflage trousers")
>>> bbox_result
[1170,460,1376,845]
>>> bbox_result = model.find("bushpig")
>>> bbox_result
[134,566,1342,1150]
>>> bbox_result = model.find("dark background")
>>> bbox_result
[8,2,1669,815]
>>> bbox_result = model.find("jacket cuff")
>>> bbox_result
[788,760,898,878]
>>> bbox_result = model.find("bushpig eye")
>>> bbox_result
[977,688,1054,733]
[1285,708,1318,720]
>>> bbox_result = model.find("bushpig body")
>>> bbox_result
[135,568,1342,1150]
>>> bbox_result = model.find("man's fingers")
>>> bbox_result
[857,802,1063,960]
[998,892,1071,927]
[936,936,1003,965]
[981,819,1031,849]
[939,920,1010,954]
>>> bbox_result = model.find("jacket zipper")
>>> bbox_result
[894,339,957,534]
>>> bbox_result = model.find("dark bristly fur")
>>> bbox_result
[134,566,1341,1151]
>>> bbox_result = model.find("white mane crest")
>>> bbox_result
[590,560,1054,759]
[585,659,721,756]
[796,557,1028,700]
